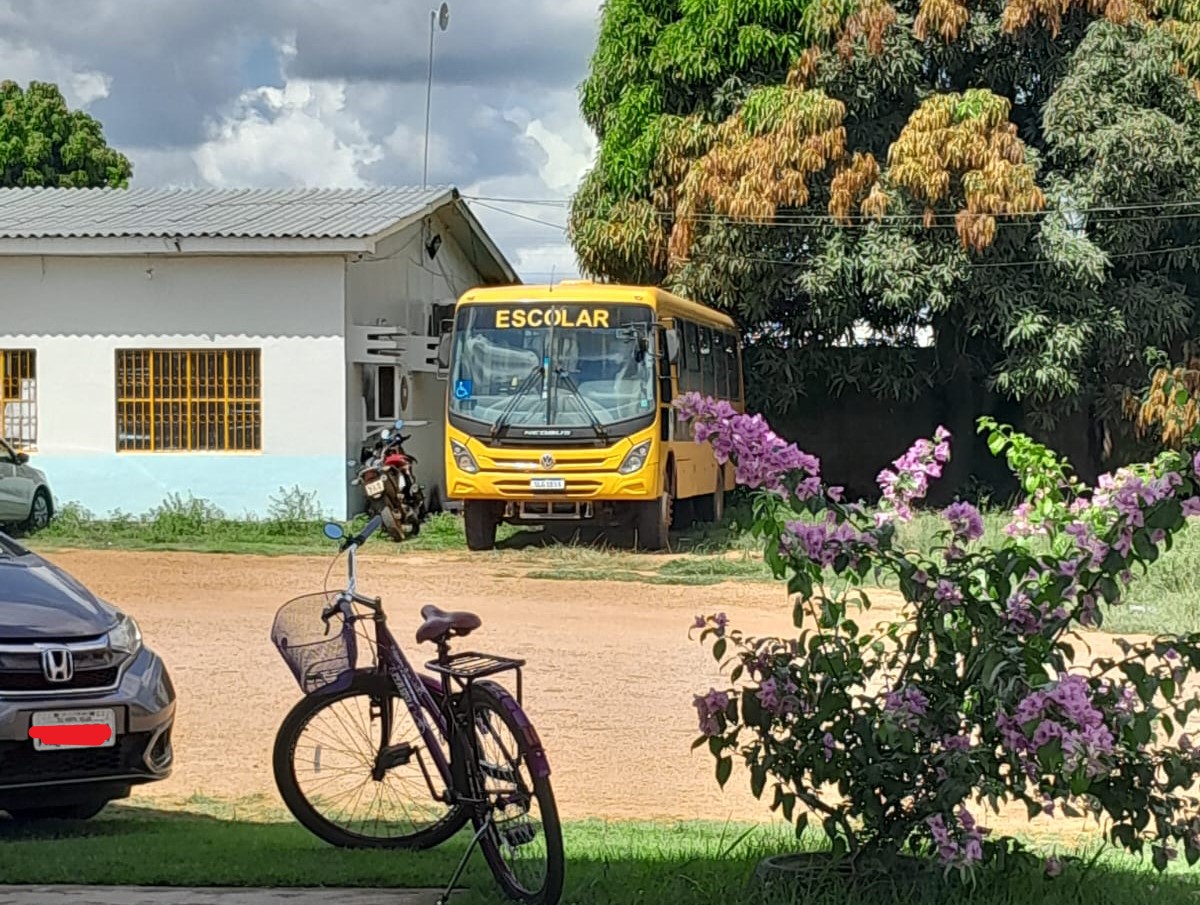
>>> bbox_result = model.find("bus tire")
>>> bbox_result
[464,500,498,551]
[636,473,673,552]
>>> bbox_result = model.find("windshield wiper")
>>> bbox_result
[554,368,608,440]
[491,362,546,440]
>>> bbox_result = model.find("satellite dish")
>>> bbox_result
[438,2,450,30]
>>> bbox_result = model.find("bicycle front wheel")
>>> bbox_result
[469,682,564,904]
[273,671,468,848]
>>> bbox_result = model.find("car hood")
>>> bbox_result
[0,552,122,641]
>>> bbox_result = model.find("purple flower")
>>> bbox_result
[876,430,953,523]
[942,734,972,753]
[1185,496,1200,517]
[757,678,780,712]
[822,732,835,762]
[934,579,964,609]
[675,394,820,497]
[692,615,706,630]
[1193,450,1200,476]
[944,500,985,542]
[694,688,729,737]
[1045,857,1063,878]
[713,612,729,636]
[884,684,929,728]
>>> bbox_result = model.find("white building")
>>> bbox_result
[0,186,518,520]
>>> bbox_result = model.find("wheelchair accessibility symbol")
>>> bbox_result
[453,379,473,400]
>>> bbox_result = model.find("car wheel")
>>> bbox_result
[23,488,51,534]
[6,799,109,822]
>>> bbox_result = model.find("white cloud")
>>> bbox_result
[192,78,384,189]
[0,38,111,108]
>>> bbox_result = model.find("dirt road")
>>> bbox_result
[40,548,1168,841]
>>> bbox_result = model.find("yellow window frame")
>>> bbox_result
[115,348,262,452]
[0,349,38,451]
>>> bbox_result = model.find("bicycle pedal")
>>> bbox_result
[376,742,415,772]
[499,822,538,848]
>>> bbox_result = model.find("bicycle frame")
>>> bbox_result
[293,516,560,905]
[327,518,505,809]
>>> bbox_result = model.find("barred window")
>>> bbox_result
[0,350,37,450]
[116,349,262,452]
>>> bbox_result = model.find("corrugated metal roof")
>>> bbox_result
[0,186,456,240]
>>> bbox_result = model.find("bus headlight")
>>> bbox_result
[451,439,479,474]
[618,440,652,475]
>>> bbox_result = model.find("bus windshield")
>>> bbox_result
[448,302,656,434]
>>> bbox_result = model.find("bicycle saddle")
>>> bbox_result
[416,603,482,645]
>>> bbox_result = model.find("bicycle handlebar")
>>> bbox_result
[340,514,382,552]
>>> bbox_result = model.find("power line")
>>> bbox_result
[462,192,1200,227]
[467,199,568,230]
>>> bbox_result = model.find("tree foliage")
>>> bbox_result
[0,80,132,189]
[570,0,1200,429]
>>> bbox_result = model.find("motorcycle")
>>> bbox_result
[351,419,430,542]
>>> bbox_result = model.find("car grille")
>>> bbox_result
[0,732,154,786]
[0,667,121,693]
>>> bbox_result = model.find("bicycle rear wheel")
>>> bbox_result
[468,682,564,904]
[273,671,468,848]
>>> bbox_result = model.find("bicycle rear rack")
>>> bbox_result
[425,651,526,704]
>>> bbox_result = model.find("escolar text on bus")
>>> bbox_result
[494,308,611,329]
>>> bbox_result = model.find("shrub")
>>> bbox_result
[680,393,1200,880]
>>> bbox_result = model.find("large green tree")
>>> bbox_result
[569,0,1200,449]
[0,80,132,188]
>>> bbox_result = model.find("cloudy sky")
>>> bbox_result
[0,0,602,280]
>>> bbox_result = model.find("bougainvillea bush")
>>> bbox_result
[681,392,1200,878]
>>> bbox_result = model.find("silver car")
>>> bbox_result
[0,532,176,820]
[0,440,53,534]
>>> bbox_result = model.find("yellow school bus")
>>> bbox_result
[437,280,745,551]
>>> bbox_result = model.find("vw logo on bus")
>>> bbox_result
[540,453,555,470]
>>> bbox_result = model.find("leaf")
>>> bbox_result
[788,571,813,600]
[716,755,732,788]
[713,637,727,661]
[795,811,808,839]
[750,766,766,799]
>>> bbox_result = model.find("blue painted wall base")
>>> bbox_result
[32,455,349,520]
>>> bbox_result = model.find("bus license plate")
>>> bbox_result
[531,477,565,491]
[365,479,386,497]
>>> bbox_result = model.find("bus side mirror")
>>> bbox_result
[665,329,680,364]
[436,334,452,370]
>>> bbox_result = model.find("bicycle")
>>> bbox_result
[269,514,564,905]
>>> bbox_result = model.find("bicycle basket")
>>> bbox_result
[271,591,373,694]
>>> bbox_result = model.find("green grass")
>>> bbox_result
[0,805,1197,904]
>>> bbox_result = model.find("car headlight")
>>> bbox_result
[108,613,143,658]
[451,439,479,474]
[618,440,652,475]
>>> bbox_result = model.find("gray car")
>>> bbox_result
[0,531,175,821]
[0,439,54,534]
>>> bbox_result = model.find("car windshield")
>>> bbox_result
[447,302,656,431]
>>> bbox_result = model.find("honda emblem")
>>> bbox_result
[42,648,74,683]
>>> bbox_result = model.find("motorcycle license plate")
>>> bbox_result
[364,479,386,497]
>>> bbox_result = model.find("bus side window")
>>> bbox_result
[683,321,700,392]
[734,335,745,403]
[722,330,736,400]
[700,326,715,396]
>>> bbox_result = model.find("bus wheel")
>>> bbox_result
[464,500,499,551]
[636,474,673,552]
